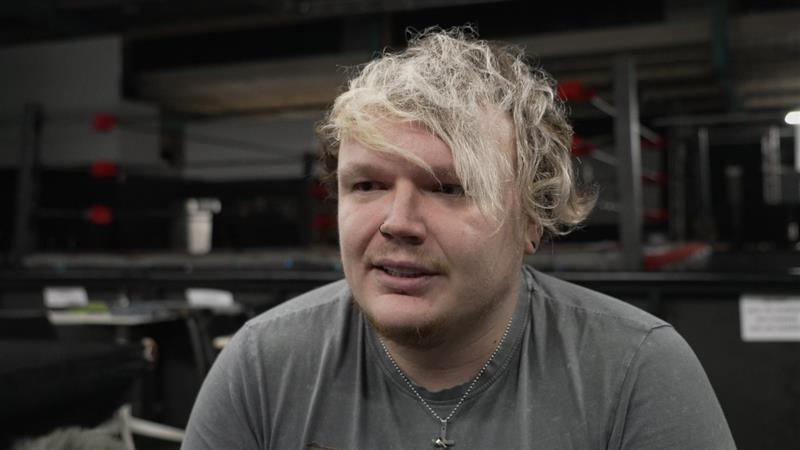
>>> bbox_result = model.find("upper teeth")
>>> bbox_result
[383,266,423,277]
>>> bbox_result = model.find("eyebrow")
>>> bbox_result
[337,163,383,180]
[431,167,459,182]
[338,162,461,184]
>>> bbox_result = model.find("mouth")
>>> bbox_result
[372,259,437,277]
[371,259,439,292]
[375,265,431,278]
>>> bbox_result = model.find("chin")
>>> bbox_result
[355,297,447,348]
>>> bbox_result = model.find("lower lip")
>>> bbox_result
[373,267,436,293]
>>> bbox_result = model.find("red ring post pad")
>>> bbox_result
[644,208,669,224]
[644,242,710,271]
[571,134,595,156]
[90,160,119,179]
[87,205,114,226]
[92,112,118,132]
[312,213,335,231]
[310,181,329,200]
[557,80,596,102]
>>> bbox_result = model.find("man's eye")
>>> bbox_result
[353,181,379,192]
[437,184,465,196]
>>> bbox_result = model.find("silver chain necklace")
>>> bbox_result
[378,315,514,448]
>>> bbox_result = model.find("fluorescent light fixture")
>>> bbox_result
[786,111,800,125]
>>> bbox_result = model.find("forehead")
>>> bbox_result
[337,121,455,176]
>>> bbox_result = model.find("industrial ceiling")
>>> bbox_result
[2,0,799,123]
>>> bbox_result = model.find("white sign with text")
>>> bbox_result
[740,294,800,342]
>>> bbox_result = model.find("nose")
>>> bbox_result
[379,182,426,245]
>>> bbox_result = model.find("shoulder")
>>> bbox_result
[522,267,734,447]
[522,265,675,376]
[241,279,355,345]
[608,317,735,448]
[233,280,357,356]
[248,278,352,323]
[525,266,668,333]
[184,280,355,449]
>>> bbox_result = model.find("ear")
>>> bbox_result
[524,220,542,255]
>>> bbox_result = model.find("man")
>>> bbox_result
[184,29,735,449]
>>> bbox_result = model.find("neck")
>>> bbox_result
[381,288,518,392]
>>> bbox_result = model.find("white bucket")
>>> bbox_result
[185,198,221,255]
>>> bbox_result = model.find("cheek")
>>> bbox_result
[337,204,358,247]
[338,201,379,253]
[441,214,524,265]
[433,216,494,263]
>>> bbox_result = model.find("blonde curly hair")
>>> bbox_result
[317,27,595,239]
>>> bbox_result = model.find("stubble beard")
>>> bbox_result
[345,243,517,349]
[352,296,448,348]
[350,245,454,347]
[352,287,504,350]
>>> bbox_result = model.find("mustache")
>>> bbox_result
[368,245,446,273]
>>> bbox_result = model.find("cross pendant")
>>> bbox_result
[432,419,455,448]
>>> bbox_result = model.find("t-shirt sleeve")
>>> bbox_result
[610,325,736,450]
[182,323,268,450]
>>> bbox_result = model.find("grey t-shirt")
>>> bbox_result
[183,267,735,449]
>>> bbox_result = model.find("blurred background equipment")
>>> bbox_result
[1,1,800,448]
